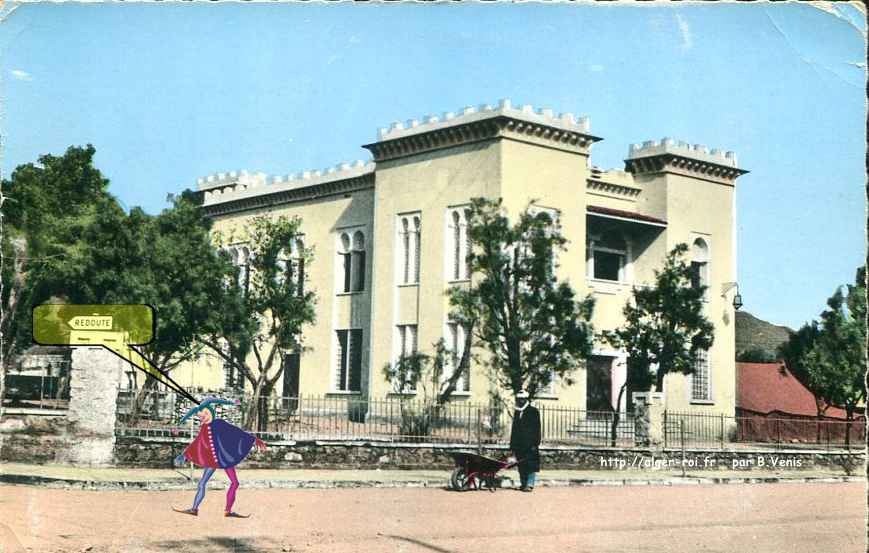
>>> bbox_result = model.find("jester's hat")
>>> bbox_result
[179,397,239,423]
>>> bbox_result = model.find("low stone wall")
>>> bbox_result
[0,416,69,464]
[114,436,865,473]
[3,415,863,474]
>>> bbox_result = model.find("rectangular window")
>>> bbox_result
[690,261,705,290]
[335,329,363,392]
[692,350,710,401]
[396,324,418,389]
[398,324,418,358]
[593,250,622,281]
[341,253,352,293]
[352,251,366,292]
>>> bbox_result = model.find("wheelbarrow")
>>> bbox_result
[449,451,518,492]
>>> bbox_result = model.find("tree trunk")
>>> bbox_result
[0,237,28,419]
[610,383,627,447]
[845,406,854,449]
[244,377,272,432]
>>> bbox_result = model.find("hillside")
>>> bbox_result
[734,311,793,360]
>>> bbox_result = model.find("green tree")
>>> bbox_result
[447,197,595,403]
[200,215,317,431]
[381,340,452,440]
[1,146,238,420]
[777,322,821,391]
[603,243,714,445]
[735,348,777,363]
[805,267,866,446]
[776,320,827,442]
[65,191,237,420]
[1,145,117,413]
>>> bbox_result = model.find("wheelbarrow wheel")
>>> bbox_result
[450,467,471,491]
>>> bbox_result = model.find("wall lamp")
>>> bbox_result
[721,282,743,310]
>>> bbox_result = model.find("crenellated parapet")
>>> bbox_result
[194,160,375,216]
[364,99,601,162]
[587,167,641,198]
[624,138,748,185]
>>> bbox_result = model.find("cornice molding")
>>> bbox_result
[364,115,601,162]
[587,179,642,198]
[200,173,375,217]
[624,154,749,186]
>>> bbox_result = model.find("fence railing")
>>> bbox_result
[2,374,70,411]
[113,390,865,451]
[115,390,636,447]
[664,410,865,451]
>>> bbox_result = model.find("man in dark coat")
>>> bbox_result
[509,389,541,492]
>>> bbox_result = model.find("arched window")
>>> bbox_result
[398,215,421,285]
[284,237,306,297]
[337,229,366,293]
[448,208,470,281]
[588,231,628,282]
[413,216,421,283]
[691,238,710,295]
[336,229,366,294]
[233,246,251,293]
[339,233,352,293]
[352,231,366,292]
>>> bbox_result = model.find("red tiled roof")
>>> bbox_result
[736,362,849,419]
[586,205,667,225]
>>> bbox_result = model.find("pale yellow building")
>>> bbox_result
[174,100,748,416]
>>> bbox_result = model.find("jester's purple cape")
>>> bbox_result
[182,419,257,469]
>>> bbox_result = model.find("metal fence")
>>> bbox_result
[115,390,637,447]
[2,374,70,411]
[113,390,864,451]
[664,410,865,451]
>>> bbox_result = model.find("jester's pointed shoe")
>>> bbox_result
[172,507,199,516]
[224,511,250,518]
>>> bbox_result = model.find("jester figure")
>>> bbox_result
[172,397,267,518]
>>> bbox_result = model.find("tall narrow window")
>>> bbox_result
[463,209,471,279]
[452,211,462,280]
[691,238,709,297]
[447,322,470,392]
[691,349,711,401]
[229,245,251,293]
[340,233,352,293]
[413,216,421,283]
[398,215,420,285]
[402,218,411,284]
[335,329,363,392]
[292,238,306,297]
[448,208,471,281]
[337,228,366,294]
[352,231,366,292]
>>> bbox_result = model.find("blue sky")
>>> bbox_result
[1,3,865,330]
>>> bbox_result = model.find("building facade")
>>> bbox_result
[173,100,747,416]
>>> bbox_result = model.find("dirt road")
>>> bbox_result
[0,482,864,553]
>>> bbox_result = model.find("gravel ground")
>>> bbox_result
[0,481,864,553]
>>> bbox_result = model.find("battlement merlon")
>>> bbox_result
[364,99,602,162]
[624,138,749,184]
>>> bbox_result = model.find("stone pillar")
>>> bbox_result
[632,392,665,448]
[57,347,124,466]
